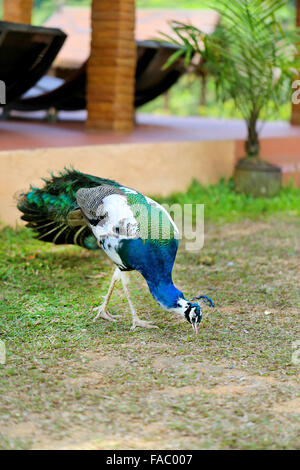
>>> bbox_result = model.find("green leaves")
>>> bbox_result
[161,0,300,138]
[162,46,187,70]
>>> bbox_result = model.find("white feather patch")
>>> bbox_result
[91,194,138,239]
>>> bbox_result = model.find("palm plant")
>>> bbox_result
[162,0,300,195]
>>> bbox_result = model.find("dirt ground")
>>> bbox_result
[0,217,299,449]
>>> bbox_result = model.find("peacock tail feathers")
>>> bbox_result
[17,169,120,249]
[18,168,177,250]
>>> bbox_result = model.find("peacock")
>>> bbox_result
[17,169,214,332]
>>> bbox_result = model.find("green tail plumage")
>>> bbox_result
[17,169,119,249]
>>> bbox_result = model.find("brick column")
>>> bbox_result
[87,0,136,132]
[3,0,33,24]
[291,0,300,125]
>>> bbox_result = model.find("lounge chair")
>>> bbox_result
[0,21,66,106]
[10,41,186,112]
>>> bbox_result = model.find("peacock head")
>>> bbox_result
[176,296,214,334]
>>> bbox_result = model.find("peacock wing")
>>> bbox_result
[67,208,86,227]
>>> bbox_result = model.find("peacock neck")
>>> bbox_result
[146,278,184,311]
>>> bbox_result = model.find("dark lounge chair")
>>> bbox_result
[10,41,187,112]
[0,21,66,106]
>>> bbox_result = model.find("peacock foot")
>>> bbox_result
[130,317,159,330]
[92,305,121,323]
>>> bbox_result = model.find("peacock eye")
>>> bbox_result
[90,210,96,217]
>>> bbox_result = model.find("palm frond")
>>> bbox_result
[161,0,299,127]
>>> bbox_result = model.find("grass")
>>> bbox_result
[0,194,299,449]
[157,179,300,222]
[0,0,299,448]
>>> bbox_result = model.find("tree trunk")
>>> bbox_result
[87,0,136,132]
[291,0,300,125]
[3,0,33,24]
[245,111,260,157]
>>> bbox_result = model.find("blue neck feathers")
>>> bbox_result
[117,238,184,310]
[146,279,184,310]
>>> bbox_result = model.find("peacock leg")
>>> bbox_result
[93,267,121,322]
[120,272,159,330]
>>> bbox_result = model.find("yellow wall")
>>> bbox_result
[0,140,235,226]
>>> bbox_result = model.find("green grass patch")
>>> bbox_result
[1,215,300,449]
[158,179,300,222]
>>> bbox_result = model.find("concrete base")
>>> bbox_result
[0,140,235,227]
[234,157,282,197]
[1,113,300,227]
